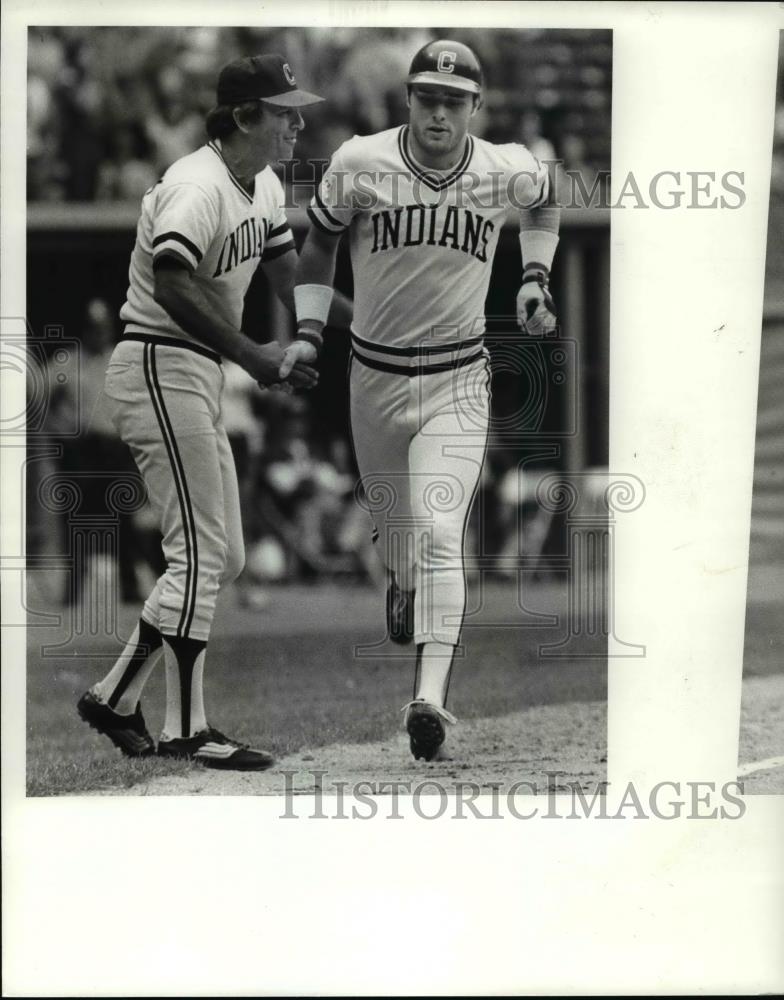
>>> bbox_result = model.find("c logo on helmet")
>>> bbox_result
[283,62,296,86]
[437,51,457,74]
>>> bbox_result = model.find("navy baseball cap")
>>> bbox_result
[407,40,483,95]
[216,54,324,107]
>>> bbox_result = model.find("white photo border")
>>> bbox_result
[3,2,783,995]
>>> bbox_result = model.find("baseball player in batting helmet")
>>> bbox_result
[283,38,560,761]
[78,54,351,770]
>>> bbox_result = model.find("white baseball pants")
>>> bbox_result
[350,336,490,646]
[104,335,244,641]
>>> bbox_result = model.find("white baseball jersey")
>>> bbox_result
[308,125,549,354]
[121,139,295,346]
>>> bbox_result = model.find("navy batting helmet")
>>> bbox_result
[407,39,483,95]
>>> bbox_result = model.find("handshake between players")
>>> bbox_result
[241,338,319,391]
[278,334,318,380]
[277,270,559,386]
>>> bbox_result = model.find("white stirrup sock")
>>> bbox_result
[415,641,455,707]
[93,617,163,715]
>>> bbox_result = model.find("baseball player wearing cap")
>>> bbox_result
[77,55,348,770]
[282,40,560,761]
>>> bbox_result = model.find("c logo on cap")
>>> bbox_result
[437,51,456,74]
[283,62,296,86]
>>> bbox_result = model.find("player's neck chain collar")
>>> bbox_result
[398,126,474,192]
[208,140,255,204]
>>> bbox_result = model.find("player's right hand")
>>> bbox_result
[239,341,315,389]
[239,341,286,385]
[278,339,318,380]
[282,360,319,388]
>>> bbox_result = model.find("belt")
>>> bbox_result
[350,332,485,376]
[122,332,222,365]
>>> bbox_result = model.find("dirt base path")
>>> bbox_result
[87,673,783,797]
[738,674,784,793]
[91,698,607,797]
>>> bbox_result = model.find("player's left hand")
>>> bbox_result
[516,279,557,335]
[279,339,318,380]
[259,360,319,394]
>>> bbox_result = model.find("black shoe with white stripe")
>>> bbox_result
[77,690,156,758]
[157,726,275,771]
[386,579,415,645]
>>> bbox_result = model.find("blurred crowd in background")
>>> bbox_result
[33,297,573,607]
[28,26,612,203]
[27,26,612,604]
[33,296,385,607]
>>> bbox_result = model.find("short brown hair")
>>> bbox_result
[205,101,265,139]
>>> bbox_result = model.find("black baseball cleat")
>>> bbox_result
[77,690,156,758]
[386,579,415,645]
[402,700,457,762]
[157,726,275,771]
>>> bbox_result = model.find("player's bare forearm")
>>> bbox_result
[294,225,342,337]
[519,165,561,271]
[297,224,341,286]
[154,263,261,364]
[524,203,561,235]
[262,248,296,315]
[153,261,316,387]
[327,290,353,330]
[517,198,561,334]
[518,204,561,255]
[277,226,349,379]
[265,244,352,332]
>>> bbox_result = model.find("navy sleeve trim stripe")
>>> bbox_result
[261,239,296,262]
[152,248,196,273]
[313,186,345,229]
[307,206,342,235]
[152,231,203,262]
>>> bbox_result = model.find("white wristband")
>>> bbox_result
[294,284,334,326]
[518,230,559,272]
